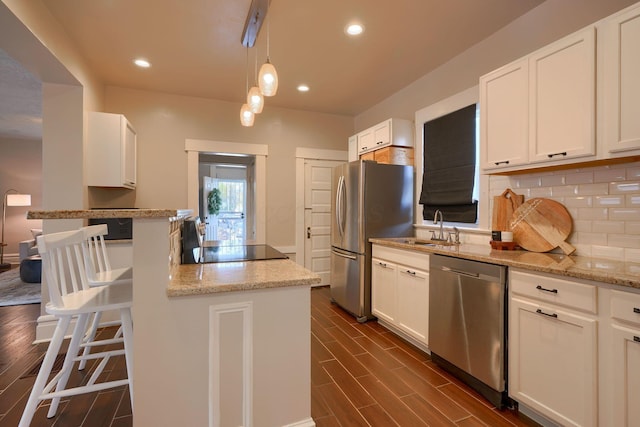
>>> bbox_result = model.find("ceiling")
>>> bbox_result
[0,0,545,140]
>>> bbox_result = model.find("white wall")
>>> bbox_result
[103,86,353,247]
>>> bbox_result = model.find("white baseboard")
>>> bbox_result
[284,417,316,427]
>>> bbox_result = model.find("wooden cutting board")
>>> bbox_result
[492,188,524,231]
[509,198,576,255]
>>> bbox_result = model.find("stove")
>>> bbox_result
[201,244,288,263]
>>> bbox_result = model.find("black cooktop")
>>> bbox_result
[201,244,288,263]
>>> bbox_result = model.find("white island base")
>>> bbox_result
[134,218,318,427]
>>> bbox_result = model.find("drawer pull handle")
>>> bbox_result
[536,308,558,318]
[635,336,640,343]
[378,262,387,268]
[405,270,416,275]
[536,285,558,294]
[494,160,510,166]
[634,307,640,314]
[547,151,568,158]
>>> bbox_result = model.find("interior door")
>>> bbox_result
[304,159,344,285]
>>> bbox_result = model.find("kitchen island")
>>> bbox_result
[27,209,320,427]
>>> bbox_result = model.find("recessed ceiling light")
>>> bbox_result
[134,58,151,68]
[345,23,364,36]
[297,84,310,92]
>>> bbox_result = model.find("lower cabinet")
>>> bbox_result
[371,245,429,348]
[610,290,640,426]
[509,296,598,427]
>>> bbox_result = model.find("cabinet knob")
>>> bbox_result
[634,307,640,314]
[634,336,640,343]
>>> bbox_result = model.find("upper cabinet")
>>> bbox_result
[480,58,529,169]
[601,2,640,156]
[87,112,137,189]
[481,28,596,172]
[528,28,596,163]
[355,118,413,156]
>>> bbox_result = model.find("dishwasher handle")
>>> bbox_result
[440,266,480,279]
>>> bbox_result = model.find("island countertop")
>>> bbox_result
[370,237,640,289]
[26,208,192,219]
[167,259,321,297]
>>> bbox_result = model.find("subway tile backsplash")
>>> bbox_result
[488,160,640,262]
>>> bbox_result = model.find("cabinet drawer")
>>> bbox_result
[611,290,640,327]
[372,245,429,271]
[510,270,597,314]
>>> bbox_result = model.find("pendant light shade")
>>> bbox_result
[240,103,255,127]
[259,60,278,96]
[247,86,264,113]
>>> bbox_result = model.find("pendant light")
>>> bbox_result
[259,5,278,97]
[240,47,255,127]
[247,45,264,113]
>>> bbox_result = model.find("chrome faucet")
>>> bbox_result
[433,209,445,241]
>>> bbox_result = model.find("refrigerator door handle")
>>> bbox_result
[331,248,357,260]
[336,175,346,239]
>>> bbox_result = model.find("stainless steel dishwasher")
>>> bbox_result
[429,254,508,408]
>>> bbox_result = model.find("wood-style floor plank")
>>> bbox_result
[0,287,540,426]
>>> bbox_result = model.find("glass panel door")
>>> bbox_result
[215,179,246,244]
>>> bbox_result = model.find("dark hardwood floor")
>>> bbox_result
[1,287,537,426]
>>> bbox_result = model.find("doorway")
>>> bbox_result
[199,154,254,243]
[295,148,347,285]
[186,139,267,244]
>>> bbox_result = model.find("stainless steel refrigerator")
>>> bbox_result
[330,160,414,322]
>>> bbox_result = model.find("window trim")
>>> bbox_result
[413,85,490,231]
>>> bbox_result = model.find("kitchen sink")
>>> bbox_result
[402,238,457,247]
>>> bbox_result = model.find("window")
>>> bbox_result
[414,86,485,228]
[419,104,478,223]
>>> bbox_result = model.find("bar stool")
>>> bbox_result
[78,223,133,370]
[19,229,133,427]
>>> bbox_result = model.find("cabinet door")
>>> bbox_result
[357,128,374,154]
[396,267,429,345]
[602,3,640,155]
[611,324,640,427]
[480,58,529,170]
[529,27,596,164]
[509,297,598,427]
[371,258,397,323]
[372,120,391,150]
[123,120,137,187]
[348,135,358,161]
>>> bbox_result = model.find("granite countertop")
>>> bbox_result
[27,209,192,220]
[370,237,640,289]
[167,259,321,297]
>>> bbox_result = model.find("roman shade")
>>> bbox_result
[419,104,478,223]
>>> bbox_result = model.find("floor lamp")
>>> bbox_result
[1,190,32,271]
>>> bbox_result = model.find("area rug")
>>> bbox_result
[0,268,41,307]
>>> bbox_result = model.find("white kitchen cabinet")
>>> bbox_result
[601,2,640,156]
[509,270,598,427]
[528,27,596,164]
[609,290,640,427]
[348,135,358,162]
[87,112,137,189]
[395,265,429,344]
[356,118,413,156]
[480,27,596,172]
[371,245,429,349]
[371,258,397,324]
[480,58,529,170]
